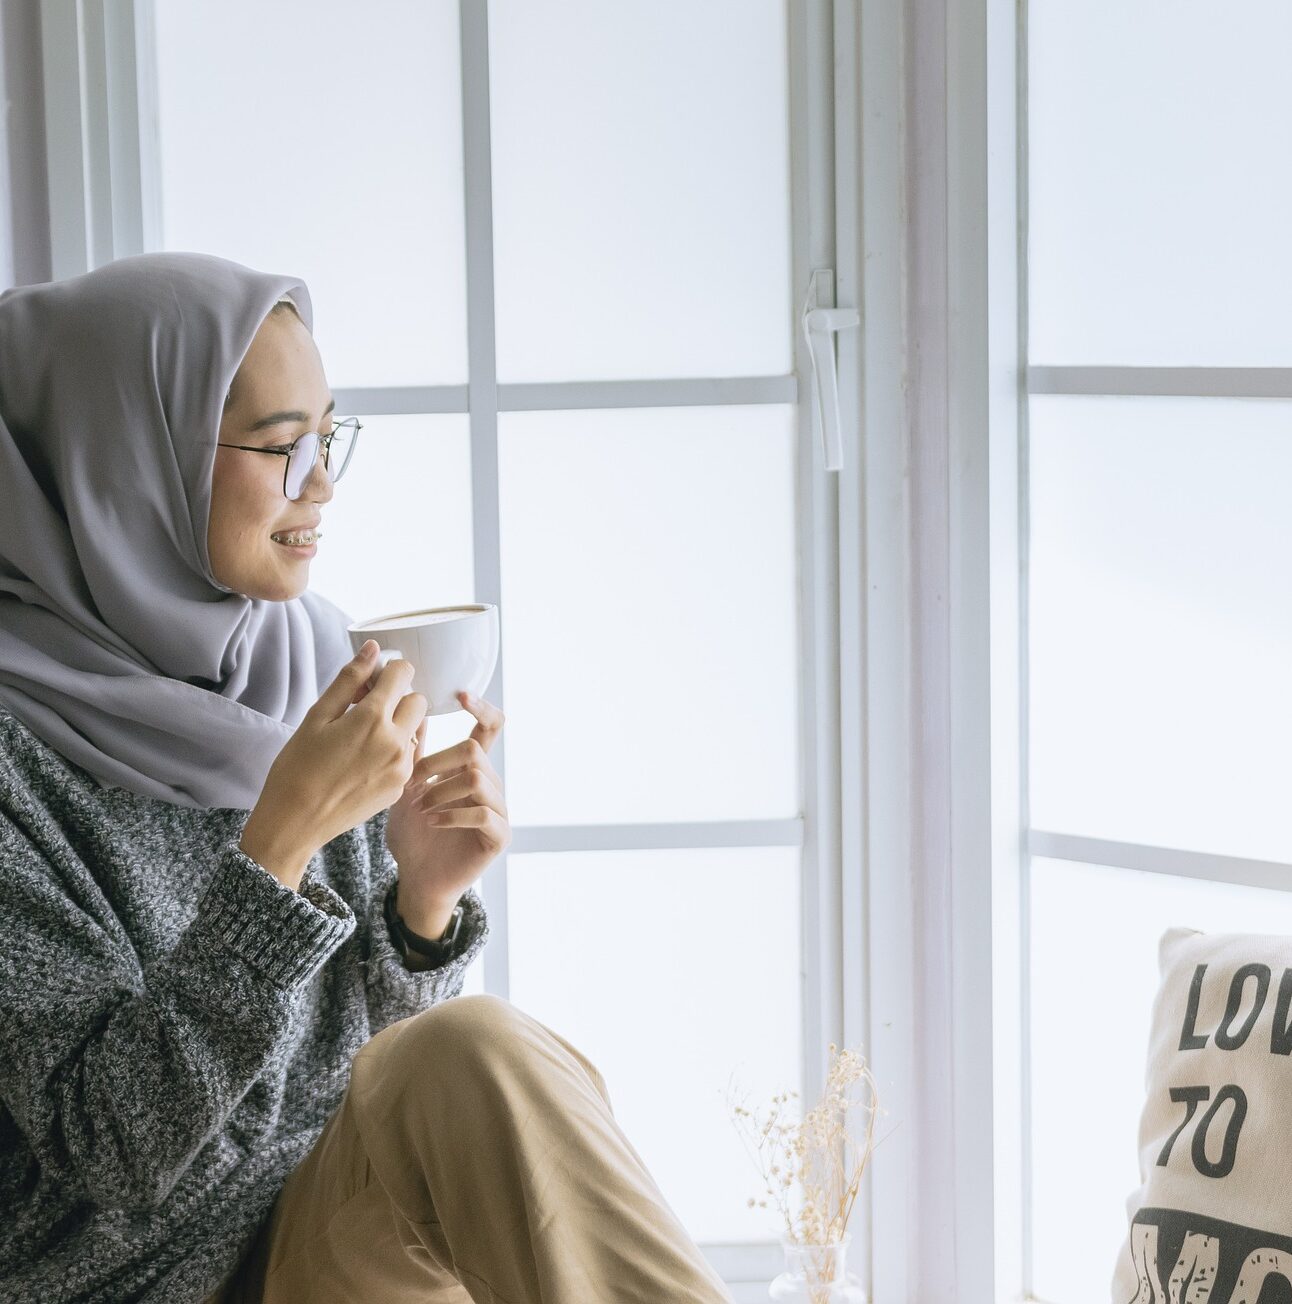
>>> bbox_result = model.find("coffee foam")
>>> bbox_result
[355,608,480,632]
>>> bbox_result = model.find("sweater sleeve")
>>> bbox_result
[0,813,355,1214]
[358,808,490,1034]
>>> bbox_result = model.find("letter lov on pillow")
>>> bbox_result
[1112,926,1292,1303]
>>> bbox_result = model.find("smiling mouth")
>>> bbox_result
[270,529,322,547]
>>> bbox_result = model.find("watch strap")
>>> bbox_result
[384,883,464,964]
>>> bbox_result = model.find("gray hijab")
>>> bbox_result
[0,252,354,811]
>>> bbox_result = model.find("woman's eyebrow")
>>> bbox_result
[246,397,336,433]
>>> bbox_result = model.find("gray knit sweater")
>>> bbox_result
[0,703,490,1303]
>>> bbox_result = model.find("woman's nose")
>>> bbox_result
[298,451,335,504]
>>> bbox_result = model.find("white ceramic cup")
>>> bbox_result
[346,604,500,716]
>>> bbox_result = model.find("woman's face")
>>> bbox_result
[208,308,335,601]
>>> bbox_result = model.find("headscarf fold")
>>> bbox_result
[0,252,354,810]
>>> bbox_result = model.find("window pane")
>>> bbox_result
[489,0,792,382]
[1029,395,1292,863]
[152,0,467,387]
[497,405,801,826]
[1029,856,1292,1304]
[309,413,474,622]
[1028,0,1292,365]
[506,845,802,1243]
[460,949,486,996]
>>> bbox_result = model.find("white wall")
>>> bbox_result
[0,0,50,290]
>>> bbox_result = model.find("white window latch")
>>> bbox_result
[801,269,860,472]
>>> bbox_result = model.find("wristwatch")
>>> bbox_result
[383,882,464,965]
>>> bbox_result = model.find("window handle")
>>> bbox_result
[801,269,860,472]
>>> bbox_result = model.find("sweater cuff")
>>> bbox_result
[194,841,357,989]
[369,882,490,1005]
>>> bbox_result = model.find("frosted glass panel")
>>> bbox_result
[1029,395,1292,862]
[1029,857,1292,1304]
[308,416,472,625]
[498,406,800,826]
[1029,1,1292,364]
[506,845,802,1243]
[153,0,467,388]
[489,0,792,382]
[459,948,486,997]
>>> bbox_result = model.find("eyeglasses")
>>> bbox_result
[217,417,362,500]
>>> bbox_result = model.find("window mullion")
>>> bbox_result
[40,0,153,276]
[458,0,509,1001]
[1029,365,1292,399]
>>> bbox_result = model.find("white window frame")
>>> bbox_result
[37,1,905,1296]
[878,0,1026,1299]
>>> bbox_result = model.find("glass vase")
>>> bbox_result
[768,1233,867,1303]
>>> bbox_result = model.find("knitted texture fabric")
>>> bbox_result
[0,705,489,1303]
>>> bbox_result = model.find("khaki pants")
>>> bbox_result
[203,993,735,1303]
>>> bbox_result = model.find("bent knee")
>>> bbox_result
[408,992,525,1061]
[424,991,514,1026]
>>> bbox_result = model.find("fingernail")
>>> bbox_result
[360,640,377,658]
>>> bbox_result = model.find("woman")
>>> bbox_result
[0,253,734,1303]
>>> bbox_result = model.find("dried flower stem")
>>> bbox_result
[726,1042,891,1275]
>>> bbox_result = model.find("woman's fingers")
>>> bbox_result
[458,691,504,751]
[409,737,502,791]
[415,804,512,844]
[402,717,429,777]
[364,656,417,713]
[413,766,507,819]
[413,768,508,819]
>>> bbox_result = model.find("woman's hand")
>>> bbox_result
[241,642,427,886]
[383,691,510,922]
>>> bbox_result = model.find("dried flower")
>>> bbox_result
[725,1043,891,1262]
